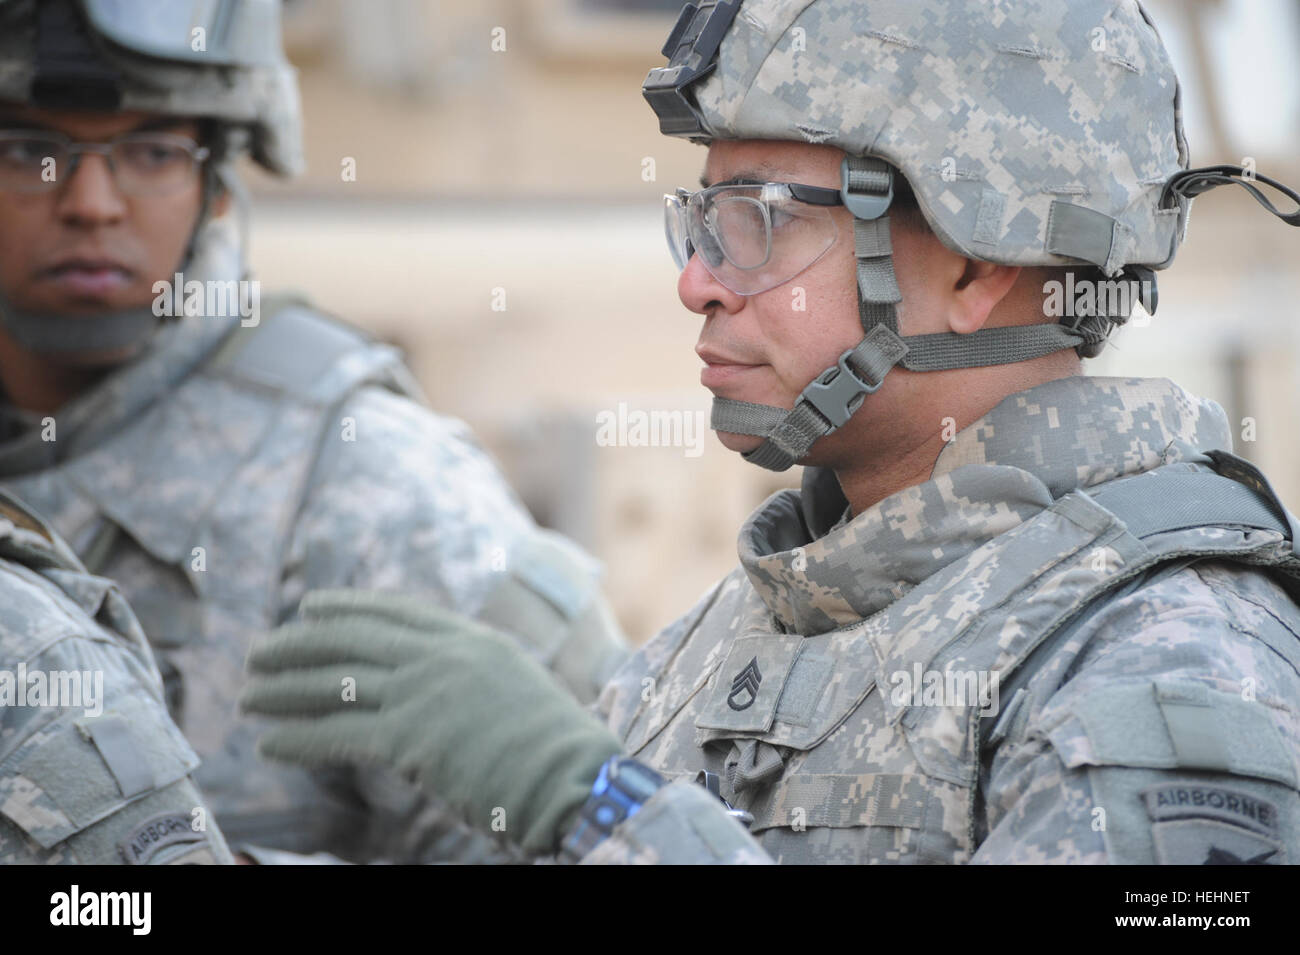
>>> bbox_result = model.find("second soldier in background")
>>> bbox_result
[0,0,628,863]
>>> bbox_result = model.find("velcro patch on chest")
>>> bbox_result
[697,633,804,734]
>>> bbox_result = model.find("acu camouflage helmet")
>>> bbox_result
[645,0,1300,472]
[0,0,302,175]
[650,0,1193,275]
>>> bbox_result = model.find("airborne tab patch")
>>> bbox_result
[118,812,204,865]
[1141,782,1280,836]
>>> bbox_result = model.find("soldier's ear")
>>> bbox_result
[947,260,1021,335]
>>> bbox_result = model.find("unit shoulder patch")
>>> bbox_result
[1142,783,1285,865]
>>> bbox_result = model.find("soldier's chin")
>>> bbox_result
[716,430,764,454]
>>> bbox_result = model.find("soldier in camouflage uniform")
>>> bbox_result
[0,0,627,863]
[0,490,231,864]
[243,0,1300,863]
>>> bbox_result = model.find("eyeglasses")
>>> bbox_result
[664,180,843,295]
[0,130,210,197]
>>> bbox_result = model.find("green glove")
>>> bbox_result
[239,589,624,855]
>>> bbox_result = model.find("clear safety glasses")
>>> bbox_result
[0,131,210,197]
[664,181,843,295]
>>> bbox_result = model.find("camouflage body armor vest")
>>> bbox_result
[601,451,1300,864]
[0,302,416,853]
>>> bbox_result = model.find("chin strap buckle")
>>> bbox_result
[840,156,895,221]
[800,347,882,431]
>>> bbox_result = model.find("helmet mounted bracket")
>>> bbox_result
[642,0,742,138]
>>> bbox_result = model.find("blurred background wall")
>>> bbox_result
[241,0,1300,644]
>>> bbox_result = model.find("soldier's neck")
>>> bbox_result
[0,328,116,417]
[833,431,948,518]
[833,360,1086,518]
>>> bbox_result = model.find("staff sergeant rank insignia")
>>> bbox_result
[727,656,762,711]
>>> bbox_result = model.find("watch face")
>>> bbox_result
[614,759,665,801]
[591,795,625,828]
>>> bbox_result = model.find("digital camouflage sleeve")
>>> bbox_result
[0,493,231,865]
[973,559,1300,864]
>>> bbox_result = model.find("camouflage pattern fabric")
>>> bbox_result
[678,0,1189,274]
[0,304,627,864]
[587,376,1300,863]
[0,491,231,864]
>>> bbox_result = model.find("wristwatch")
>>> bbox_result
[559,756,666,862]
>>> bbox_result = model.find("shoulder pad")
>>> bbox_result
[204,297,412,405]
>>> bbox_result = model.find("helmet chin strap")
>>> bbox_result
[0,156,245,358]
[0,295,163,355]
[711,156,1114,472]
